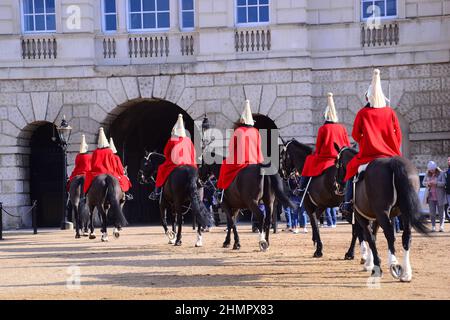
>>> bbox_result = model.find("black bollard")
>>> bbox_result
[32,200,37,235]
[0,202,3,240]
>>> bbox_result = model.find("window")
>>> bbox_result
[128,0,170,31]
[361,0,397,19]
[180,0,194,30]
[236,0,269,25]
[103,0,117,32]
[22,0,56,32]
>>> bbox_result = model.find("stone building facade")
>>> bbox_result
[0,0,449,228]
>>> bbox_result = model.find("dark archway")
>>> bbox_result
[29,122,64,227]
[109,99,197,224]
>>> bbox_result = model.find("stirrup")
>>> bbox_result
[214,190,223,203]
[125,193,134,201]
[149,191,160,201]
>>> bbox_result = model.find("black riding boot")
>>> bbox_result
[294,176,309,196]
[340,179,353,216]
[149,186,162,201]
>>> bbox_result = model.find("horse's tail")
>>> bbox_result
[187,169,213,228]
[390,158,428,235]
[268,174,296,209]
[105,175,128,227]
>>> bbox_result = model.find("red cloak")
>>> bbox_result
[113,155,132,192]
[67,153,91,191]
[217,126,264,189]
[83,148,117,193]
[344,106,402,181]
[301,123,350,177]
[155,136,197,187]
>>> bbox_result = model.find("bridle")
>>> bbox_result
[138,152,157,185]
[334,146,351,196]
[280,140,294,180]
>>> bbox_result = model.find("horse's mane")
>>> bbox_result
[287,139,313,154]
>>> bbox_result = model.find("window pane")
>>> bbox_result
[35,0,45,13]
[248,6,258,22]
[157,0,169,11]
[374,1,386,16]
[46,0,55,13]
[248,0,257,5]
[130,13,142,28]
[130,0,141,12]
[157,12,169,28]
[182,0,194,11]
[182,11,194,28]
[143,0,155,11]
[259,5,269,22]
[24,15,34,31]
[237,7,246,23]
[143,12,155,28]
[105,14,117,30]
[46,14,55,30]
[362,1,373,18]
[104,0,116,13]
[23,0,34,14]
[259,0,269,4]
[386,0,396,16]
[237,0,246,6]
[35,14,45,30]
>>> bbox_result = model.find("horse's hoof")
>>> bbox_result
[389,264,403,280]
[101,236,109,242]
[313,251,323,258]
[400,269,412,282]
[175,240,182,246]
[195,242,203,247]
[113,231,120,239]
[75,234,81,239]
[223,242,230,248]
[259,240,268,252]
[89,234,96,240]
[371,266,382,277]
[360,258,366,265]
[166,231,176,241]
[344,253,354,260]
[168,239,176,244]
[82,232,89,237]
[232,243,241,250]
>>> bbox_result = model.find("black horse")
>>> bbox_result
[68,175,90,238]
[86,174,128,242]
[280,138,369,261]
[199,160,295,251]
[336,146,429,282]
[138,152,212,247]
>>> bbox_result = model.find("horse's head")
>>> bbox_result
[334,143,358,195]
[280,139,312,179]
[138,151,165,185]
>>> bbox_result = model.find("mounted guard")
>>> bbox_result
[109,137,133,200]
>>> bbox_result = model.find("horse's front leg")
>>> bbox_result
[306,203,323,257]
[231,210,240,250]
[221,201,233,248]
[400,214,412,282]
[345,223,358,260]
[264,203,273,247]
[73,202,81,239]
[248,201,267,252]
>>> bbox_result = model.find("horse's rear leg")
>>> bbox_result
[73,204,81,239]
[88,205,96,239]
[174,213,183,246]
[400,214,413,282]
[231,211,240,250]
[98,205,108,242]
[221,201,233,248]
[195,225,203,247]
[357,214,382,277]
[264,202,274,247]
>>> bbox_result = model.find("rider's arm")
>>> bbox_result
[351,111,363,143]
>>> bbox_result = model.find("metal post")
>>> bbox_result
[61,145,68,229]
[0,202,3,240]
[32,200,37,235]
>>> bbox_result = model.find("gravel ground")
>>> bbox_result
[0,223,448,300]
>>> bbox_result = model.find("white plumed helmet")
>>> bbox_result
[97,127,109,148]
[172,114,187,138]
[367,69,389,108]
[79,134,88,154]
[324,92,339,123]
[109,137,117,154]
[240,99,255,126]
